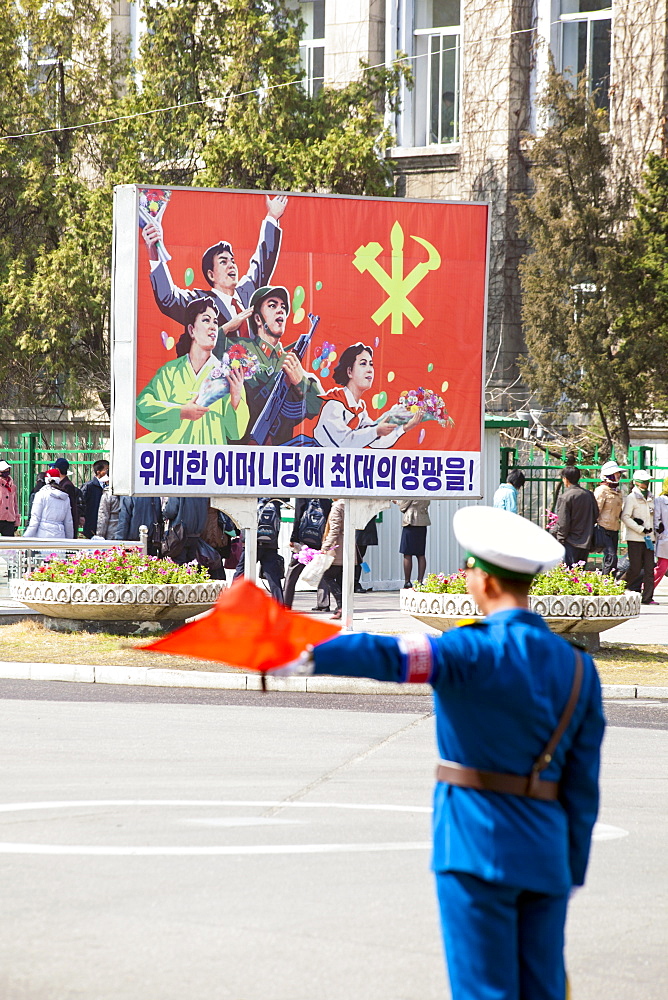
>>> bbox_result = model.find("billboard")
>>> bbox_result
[111,185,489,498]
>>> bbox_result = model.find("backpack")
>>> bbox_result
[298,499,326,548]
[257,500,280,547]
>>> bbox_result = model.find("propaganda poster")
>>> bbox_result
[111,185,489,498]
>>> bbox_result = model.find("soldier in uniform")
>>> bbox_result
[275,506,605,1000]
[220,285,322,445]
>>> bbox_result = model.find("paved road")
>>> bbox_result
[0,689,666,1000]
[0,679,666,728]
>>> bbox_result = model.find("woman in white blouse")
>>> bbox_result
[313,343,420,449]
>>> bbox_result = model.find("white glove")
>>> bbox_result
[270,648,315,677]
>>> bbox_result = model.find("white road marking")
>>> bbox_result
[591,823,629,841]
[180,817,302,828]
[0,801,629,854]
[0,842,431,857]
[0,799,432,814]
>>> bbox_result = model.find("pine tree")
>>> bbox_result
[514,65,659,458]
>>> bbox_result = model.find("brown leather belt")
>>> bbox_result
[435,761,559,801]
[435,649,584,803]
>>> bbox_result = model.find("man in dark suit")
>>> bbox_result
[142,194,287,356]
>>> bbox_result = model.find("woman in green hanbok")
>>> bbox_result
[137,297,249,445]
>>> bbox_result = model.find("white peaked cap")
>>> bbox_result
[633,470,652,482]
[453,506,565,580]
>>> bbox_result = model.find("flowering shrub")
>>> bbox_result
[417,571,468,594]
[529,564,625,597]
[26,548,210,585]
[415,564,626,597]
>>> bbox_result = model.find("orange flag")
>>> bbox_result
[142,578,340,673]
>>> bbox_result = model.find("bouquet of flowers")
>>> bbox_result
[138,188,172,263]
[374,403,415,427]
[196,345,261,407]
[398,387,454,427]
[295,545,319,565]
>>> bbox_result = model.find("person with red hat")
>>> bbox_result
[23,469,73,539]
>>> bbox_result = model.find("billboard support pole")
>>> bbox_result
[210,497,258,585]
[342,499,391,631]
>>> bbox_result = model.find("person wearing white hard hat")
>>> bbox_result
[272,506,604,1000]
[594,460,625,575]
[621,470,656,604]
[0,461,20,536]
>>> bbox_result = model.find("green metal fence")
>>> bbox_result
[0,431,109,529]
[502,442,660,529]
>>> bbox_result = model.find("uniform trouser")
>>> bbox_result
[624,540,655,604]
[283,556,330,609]
[0,521,15,536]
[436,871,569,1000]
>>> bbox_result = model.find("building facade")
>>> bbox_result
[293,0,668,411]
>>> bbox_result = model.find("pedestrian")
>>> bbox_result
[283,498,332,609]
[163,496,219,569]
[653,477,668,592]
[23,468,73,539]
[0,461,20,536]
[492,468,526,513]
[354,515,377,593]
[80,460,109,538]
[275,506,604,1000]
[115,495,163,553]
[319,498,344,619]
[621,470,656,605]
[233,498,285,604]
[555,466,599,567]
[96,483,121,540]
[397,498,431,587]
[51,458,80,537]
[593,460,625,575]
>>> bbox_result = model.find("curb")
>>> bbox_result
[0,660,666,699]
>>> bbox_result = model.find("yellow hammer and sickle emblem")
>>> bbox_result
[352,221,441,334]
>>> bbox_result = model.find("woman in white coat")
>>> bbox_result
[23,469,74,539]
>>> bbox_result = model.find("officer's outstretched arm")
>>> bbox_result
[273,632,438,685]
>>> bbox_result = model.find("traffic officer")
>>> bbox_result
[276,506,605,1000]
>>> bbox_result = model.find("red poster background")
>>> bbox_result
[135,188,488,451]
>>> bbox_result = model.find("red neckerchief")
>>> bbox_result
[319,387,366,430]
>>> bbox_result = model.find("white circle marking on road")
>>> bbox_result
[0,799,431,856]
[591,823,629,841]
[0,801,628,854]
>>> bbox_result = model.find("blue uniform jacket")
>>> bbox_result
[313,608,605,895]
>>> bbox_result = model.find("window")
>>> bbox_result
[289,0,325,97]
[559,1,611,111]
[413,0,461,146]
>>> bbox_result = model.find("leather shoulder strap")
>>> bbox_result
[528,649,584,792]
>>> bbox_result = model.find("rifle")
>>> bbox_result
[249,313,320,445]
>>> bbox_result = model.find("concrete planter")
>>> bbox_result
[400,588,641,638]
[10,579,225,622]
